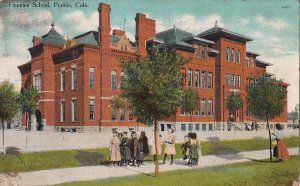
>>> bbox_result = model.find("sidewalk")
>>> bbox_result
[0,147,298,186]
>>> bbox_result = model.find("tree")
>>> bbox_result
[0,80,19,153]
[291,104,299,123]
[19,85,39,131]
[226,92,243,122]
[246,74,286,162]
[180,88,198,119]
[120,47,188,176]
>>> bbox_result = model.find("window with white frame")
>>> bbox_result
[231,74,235,87]
[188,69,193,87]
[181,124,186,131]
[208,99,213,116]
[60,70,65,91]
[226,47,230,61]
[236,50,240,63]
[194,47,199,57]
[128,109,133,121]
[201,98,206,116]
[111,70,117,90]
[71,67,77,90]
[89,67,95,88]
[120,107,125,121]
[34,73,42,93]
[111,106,116,121]
[226,73,230,86]
[71,99,77,122]
[201,71,206,88]
[202,123,207,131]
[89,99,95,120]
[208,72,213,89]
[231,49,235,62]
[246,57,250,67]
[195,124,200,131]
[60,100,65,122]
[188,124,193,131]
[201,45,206,58]
[195,70,200,87]
[236,75,241,87]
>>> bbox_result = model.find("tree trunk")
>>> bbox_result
[2,118,4,154]
[266,118,272,162]
[154,119,159,177]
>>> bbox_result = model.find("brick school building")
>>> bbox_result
[18,3,288,132]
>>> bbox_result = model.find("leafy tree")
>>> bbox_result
[120,47,188,176]
[291,104,299,123]
[180,88,198,119]
[246,74,286,162]
[226,92,243,122]
[0,80,19,153]
[19,85,39,131]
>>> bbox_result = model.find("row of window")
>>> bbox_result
[60,99,78,122]
[225,48,241,63]
[181,123,214,131]
[194,45,207,59]
[245,57,255,68]
[181,99,213,116]
[225,74,241,87]
[111,106,134,121]
[187,69,213,89]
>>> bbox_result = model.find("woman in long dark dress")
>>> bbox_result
[136,131,149,167]
[120,131,131,166]
[272,123,289,161]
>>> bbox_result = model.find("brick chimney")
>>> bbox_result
[112,29,125,36]
[32,36,40,46]
[98,3,111,50]
[135,13,156,57]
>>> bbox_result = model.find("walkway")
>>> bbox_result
[0,147,298,186]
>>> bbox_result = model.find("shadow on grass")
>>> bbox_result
[5,146,24,165]
[247,158,281,163]
[74,150,105,166]
[206,137,244,160]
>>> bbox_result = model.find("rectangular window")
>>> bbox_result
[194,107,199,116]
[201,71,206,88]
[188,124,193,131]
[208,72,213,89]
[111,72,117,90]
[231,74,235,87]
[111,107,116,121]
[60,70,65,91]
[209,124,213,131]
[89,67,95,88]
[246,57,250,67]
[181,124,186,131]
[60,100,65,122]
[188,69,193,87]
[195,70,200,87]
[201,99,206,116]
[236,75,241,87]
[208,99,213,116]
[202,124,207,131]
[34,73,42,93]
[71,99,77,122]
[194,47,199,57]
[226,73,230,86]
[120,107,125,121]
[201,45,206,58]
[89,99,95,120]
[195,124,200,131]
[71,67,77,90]
[128,109,133,121]
[160,124,165,131]
[167,124,171,129]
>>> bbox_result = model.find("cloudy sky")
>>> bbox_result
[0,0,298,112]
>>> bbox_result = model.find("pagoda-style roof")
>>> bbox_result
[198,24,253,43]
[40,24,67,46]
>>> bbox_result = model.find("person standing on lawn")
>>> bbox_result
[187,132,200,167]
[272,123,290,161]
[136,131,149,167]
[117,132,123,166]
[163,128,176,165]
[120,131,131,166]
[109,131,121,166]
[151,133,163,161]
[130,131,138,166]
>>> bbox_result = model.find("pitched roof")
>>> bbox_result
[72,31,124,46]
[255,59,272,66]
[198,25,252,43]
[40,26,67,46]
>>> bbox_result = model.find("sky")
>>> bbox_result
[0,0,298,112]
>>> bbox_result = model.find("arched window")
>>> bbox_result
[111,70,117,90]
[226,47,230,61]
[236,50,240,63]
[231,49,235,62]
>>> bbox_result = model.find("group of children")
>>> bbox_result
[109,131,149,167]
[181,132,201,167]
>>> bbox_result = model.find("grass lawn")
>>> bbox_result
[60,156,300,186]
[0,136,298,173]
